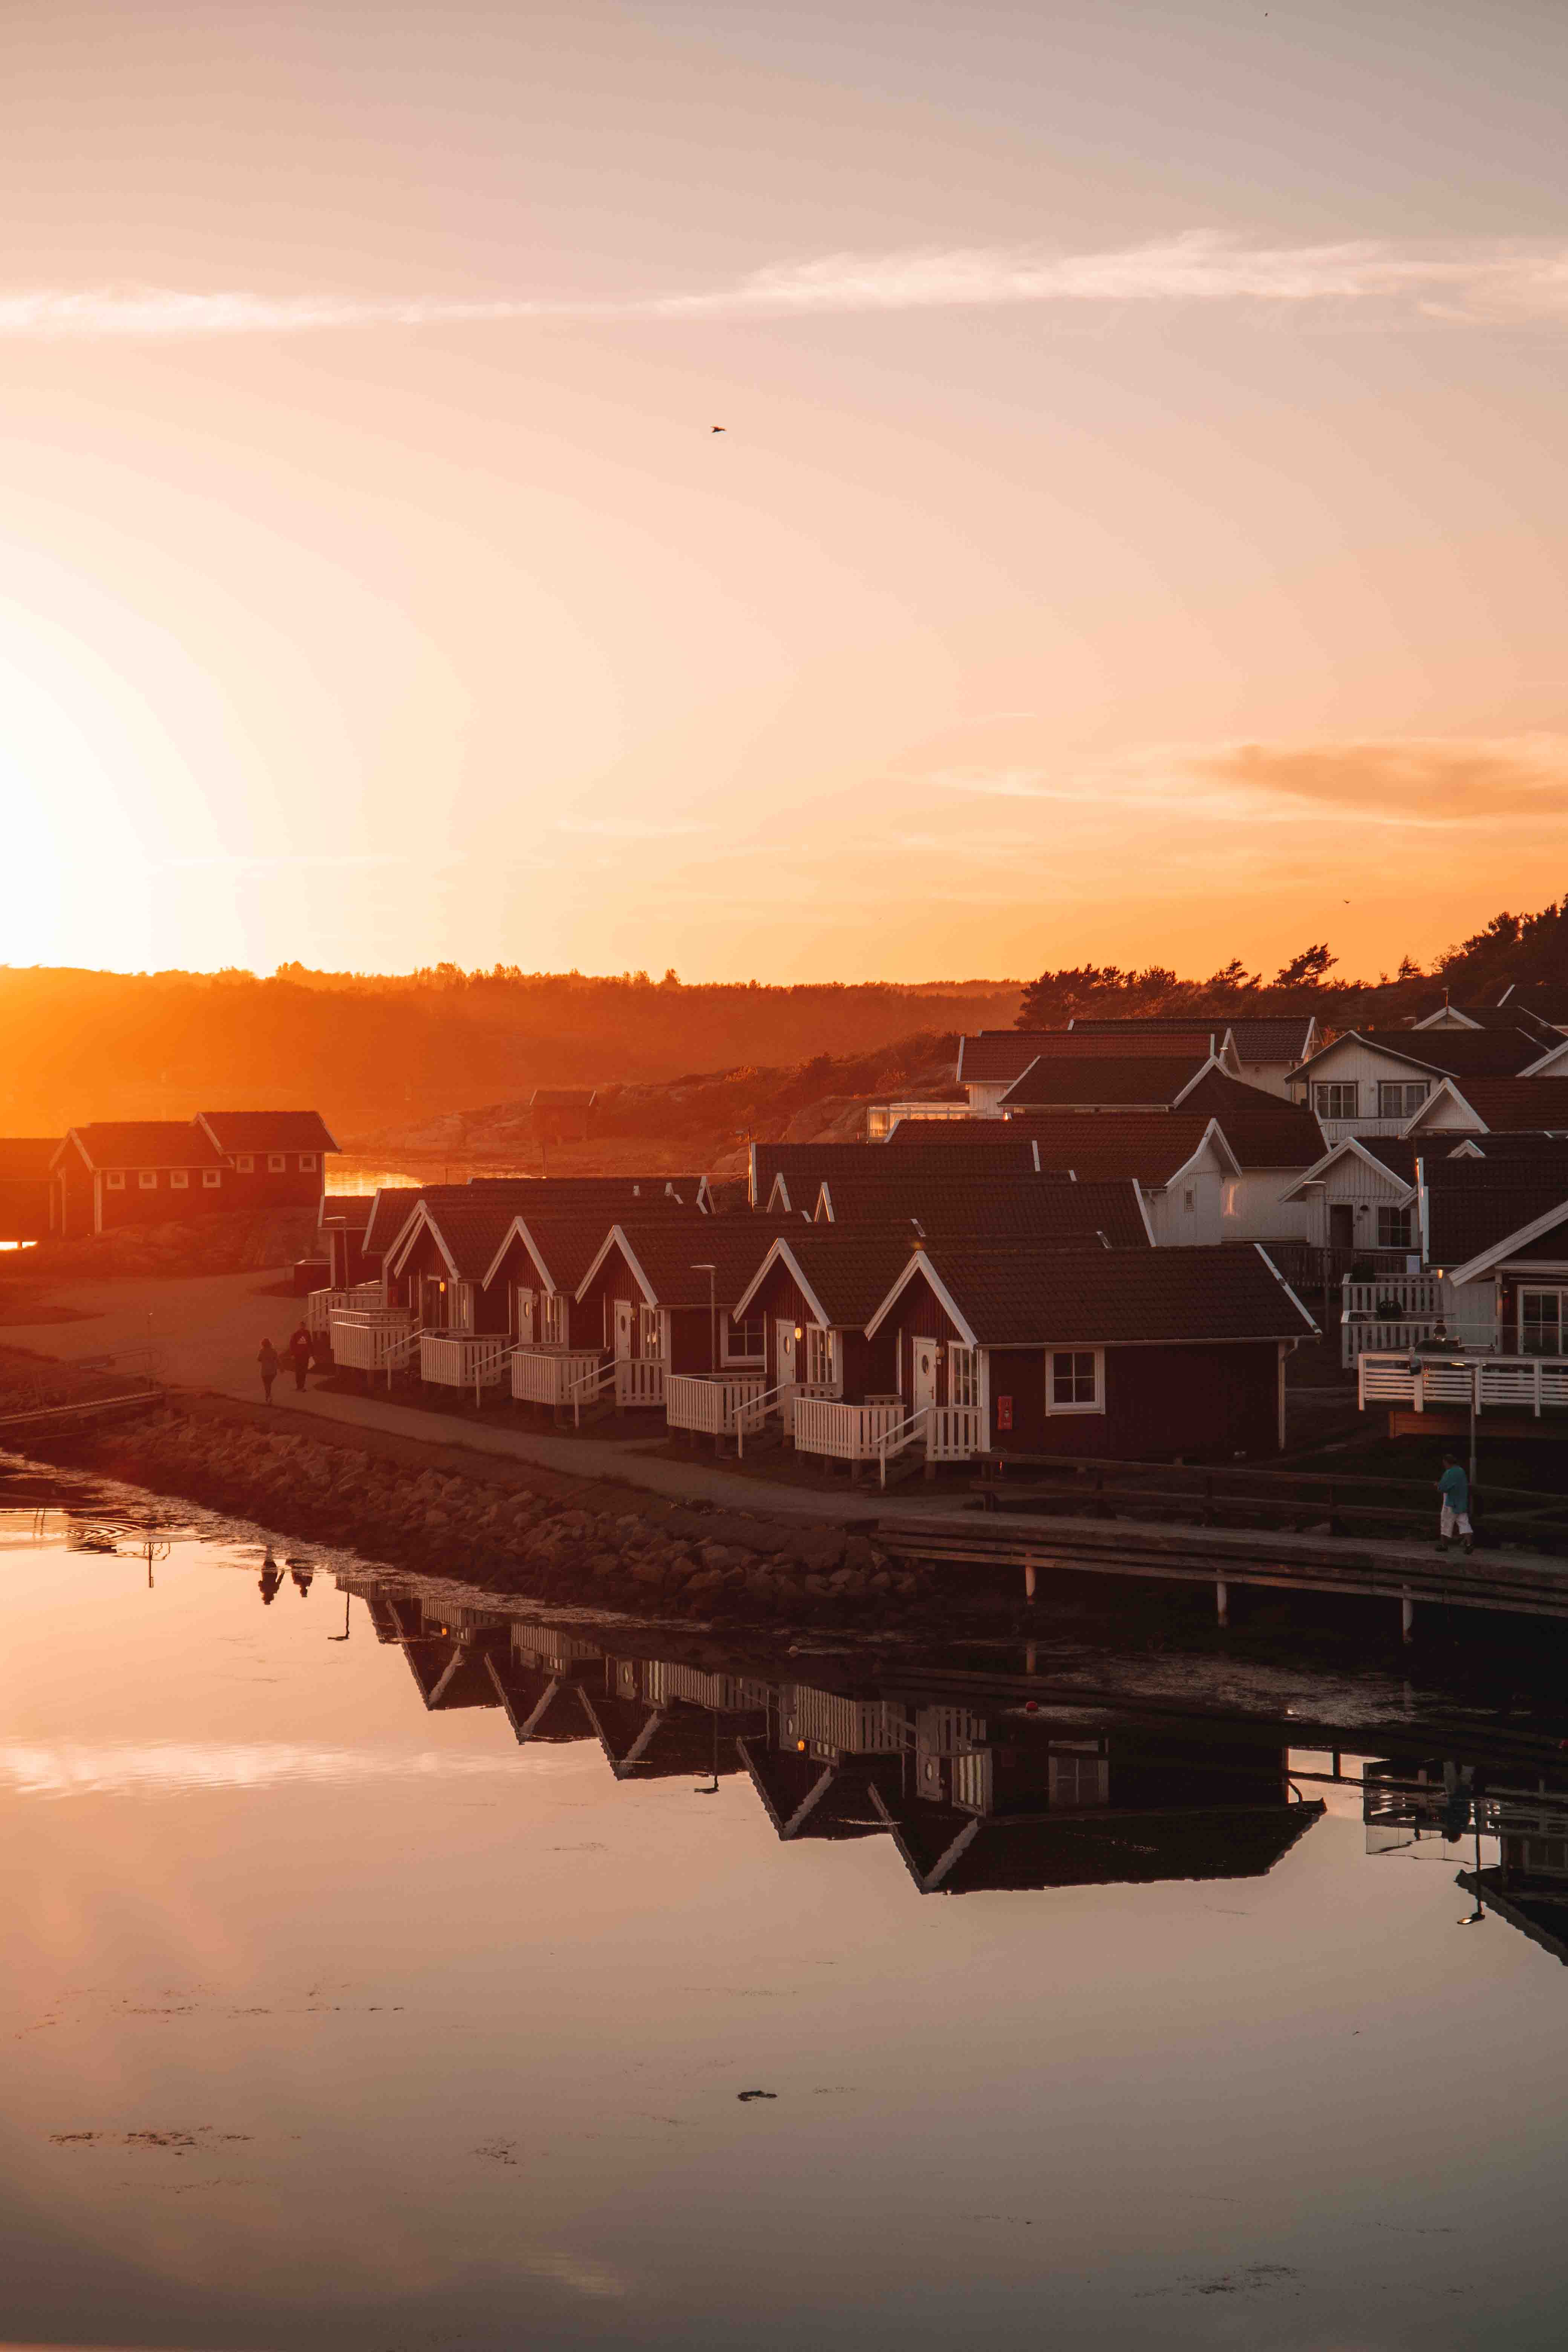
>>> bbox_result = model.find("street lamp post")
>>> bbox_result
[692,1263,717,1373]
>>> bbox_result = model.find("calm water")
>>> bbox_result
[5,1490,1568,2350]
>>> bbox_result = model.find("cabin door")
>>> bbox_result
[1329,1203,1355,1252]
[776,1318,797,1389]
[911,1338,939,1417]
[613,1298,634,1360]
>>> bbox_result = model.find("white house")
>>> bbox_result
[1279,1136,1419,1257]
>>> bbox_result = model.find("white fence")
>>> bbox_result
[1342,1273,1444,1318]
[792,1395,907,1462]
[926,1403,986,1461]
[666,1372,767,1436]
[328,1308,415,1371]
[615,1357,666,1409]
[1358,1352,1568,1417]
[418,1333,513,1396]
[511,1347,604,1409]
[308,1280,383,1335]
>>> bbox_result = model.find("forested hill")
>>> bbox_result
[0,966,1021,1136]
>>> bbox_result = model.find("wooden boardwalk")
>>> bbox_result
[875,1508,1568,1635]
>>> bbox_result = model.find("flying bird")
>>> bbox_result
[712,424,726,433]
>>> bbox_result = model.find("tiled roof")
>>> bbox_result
[59,1121,227,1170]
[1178,1072,1323,1167]
[1002,1114,1220,1183]
[320,1192,377,1229]
[1445,1132,1568,1160]
[743,1225,923,1329]
[494,1199,707,1294]
[956,1033,1057,1083]
[1296,1029,1543,1081]
[199,1110,339,1153]
[1422,1078,1568,1132]
[1424,1168,1568,1268]
[999,1055,1210,1110]
[0,1138,60,1178]
[465,1173,704,1200]
[1226,1018,1317,1060]
[815,1171,1150,1246]
[756,1137,1040,1200]
[397,1194,535,1282]
[590,1215,798,1308]
[1347,1135,1419,1179]
[878,1796,1320,1893]
[1415,1004,1560,1040]
[528,1087,597,1109]
[882,1124,1039,1156]
[965,1029,1217,1071]
[903,1240,1316,1346]
[361,1186,428,1257]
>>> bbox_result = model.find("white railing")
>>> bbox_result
[1358,1352,1568,1418]
[793,1395,907,1464]
[567,1358,618,1427]
[1343,1315,1495,1368]
[926,1403,985,1461]
[735,1381,793,1458]
[666,1372,767,1436]
[307,1280,384,1335]
[418,1332,513,1398]
[511,1346,604,1409]
[873,1406,933,1489]
[1343,1274,1444,1318]
[328,1308,415,1372]
[616,1357,666,1409]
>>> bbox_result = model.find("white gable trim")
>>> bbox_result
[864,1250,978,1348]
[1170,1052,1235,1107]
[1448,1198,1568,1289]
[482,1214,566,1294]
[387,1201,461,1283]
[574,1223,658,1308]
[730,1236,835,1331]
[1279,1134,1416,1204]
[1521,1040,1568,1078]
[1402,1077,1485,1135]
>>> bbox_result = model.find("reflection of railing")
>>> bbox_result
[1359,1352,1568,1417]
[666,1372,766,1437]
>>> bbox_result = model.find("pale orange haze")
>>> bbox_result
[3,0,1566,984]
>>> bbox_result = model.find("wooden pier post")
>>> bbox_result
[1216,1578,1229,1627]
[1023,1560,1037,1603]
[1401,1588,1415,1645]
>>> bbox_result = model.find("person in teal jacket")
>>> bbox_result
[1436,1452,1473,1554]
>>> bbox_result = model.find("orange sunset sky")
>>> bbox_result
[4,0,1566,985]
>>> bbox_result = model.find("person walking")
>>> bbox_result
[1436,1450,1473,1554]
[288,1321,312,1392]
[257,1338,280,1404]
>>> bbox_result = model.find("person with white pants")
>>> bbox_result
[1436,1452,1473,1554]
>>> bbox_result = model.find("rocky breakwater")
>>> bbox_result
[39,1406,940,1628]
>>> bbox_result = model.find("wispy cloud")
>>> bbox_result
[4,233,1568,340]
[1197,734,1568,819]
[556,816,710,840]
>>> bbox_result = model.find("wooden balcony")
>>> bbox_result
[307,1280,383,1335]
[1359,1352,1568,1417]
[666,1372,767,1437]
[328,1307,415,1371]
[418,1332,513,1396]
[511,1346,604,1409]
[614,1357,665,1409]
[792,1395,906,1462]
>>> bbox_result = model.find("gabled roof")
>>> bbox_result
[754,1136,1040,1203]
[963,1029,1219,1073]
[732,1227,922,1330]
[0,1138,60,1178]
[1176,1072,1326,1168]
[865,1240,1318,1348]
[1072,1014,1317,1061]
[738,1740,893,1842]
[883,1123,1041,1157]
[1424,1161,1568,1279]
[197,1109,339,1153]
[484,1200,701,1293]
[360,1185,428,1257]
[319,1190,377,1230]
[998,1054,1219,1111]
[813,1172,1153,1246]
[52,1121,227,1172]
[388,1193,530,1283]
[1001,1113,1238,1186]
[574,1215,794,1310]
[1290,1028,1544,1083]
[1404,1078,1568,1136]
[1413,1002,1560,1041]
[956,1031,1070,1084]
[528,1086,596,1109]
[871,1789,1322,1893]
[1280,1134,1418,1203]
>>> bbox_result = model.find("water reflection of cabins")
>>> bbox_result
[347,1577,1323,1896]
[1363,1755,1568,1965]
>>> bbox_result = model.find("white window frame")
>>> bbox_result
[1314,1081,1358,1121]
[267,1152,286,1173]
[639,1302,665,1359]
[202,1168,222,1189]
[1375,1204,1413,1250]
[948,1342,980,1411]
[805,1324,836,1387]
[236,1153,254,1173]
[138,1169,158,1190]
[1519,1288,1568,1357]
[169,1169,190,1189]
[1045,1347,1105,1415]
[1182,1186,1196,1213]
[106,1171,126,1191]
[539,1291,566,1346]
[723,1315,764,1366]
[1377,1080,1428,1119]
[298,1152,317,1171]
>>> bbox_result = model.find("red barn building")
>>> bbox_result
[51,1122,230,1236]
[195,1112,338,1211]
[0,1139,60,1243]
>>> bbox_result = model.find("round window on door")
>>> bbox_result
[920,1352,932,1375]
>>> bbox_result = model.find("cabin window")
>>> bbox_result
[1377,1081,1428,1119]
[1519,1291,1568,1357]
[169,1169,189,1189]
[267,1153,286,1172]
[725,1315,764,1364]
[202,1169,221,1188]
[639,1303,664,1359]
[106,1171,126,1190]
[805,1325,836,1386]
[539,1291,566,1346]
[138,1170,158,1190]
[1524,1838,1568,1876]
[298,1153,318,1172]
[1182,1187,1196,1213]
[949,1343,980,1410]
[453,1282,475,1334]
[236,1153,254,1173]
[1046,1348,1104,1413]
[1049,1750,1110,1807]
[1376,1205,1413,1249]
[1314,1082,1358,1121]
[516,1288,535,1344]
